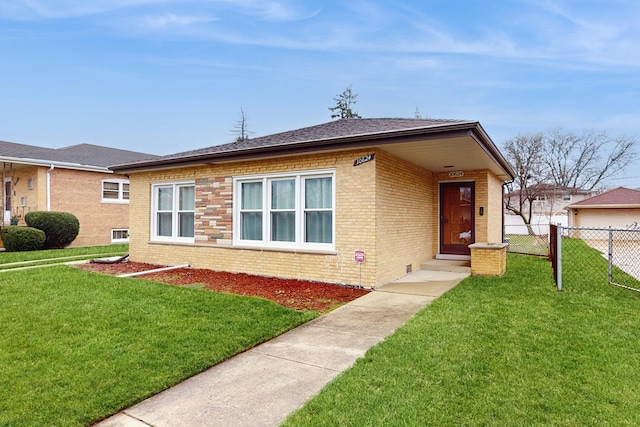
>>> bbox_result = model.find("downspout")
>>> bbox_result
[502,182,508,244]
[2,163,5,224]
[46,164,54,211]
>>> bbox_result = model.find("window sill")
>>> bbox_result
[231,244,338,255]
[101,200,130,204]
[147,240,337,255]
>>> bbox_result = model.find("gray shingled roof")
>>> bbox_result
[112,118,481,172]
[162,118,471,160]
[0,140,159,168]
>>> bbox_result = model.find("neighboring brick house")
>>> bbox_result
[567,187,640,228]
[1,141,158,247]
[112,118,515,287]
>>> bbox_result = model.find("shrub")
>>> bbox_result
[25,211,80,249]
[0,226,46,252]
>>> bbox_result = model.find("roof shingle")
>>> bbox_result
[570,187,640,206]
[0,141,158,168]
[155,118,472,161]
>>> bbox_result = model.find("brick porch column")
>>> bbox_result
[469,242,508,276]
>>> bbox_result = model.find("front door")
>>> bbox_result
[4,179,11,224]
[440,182,475,255]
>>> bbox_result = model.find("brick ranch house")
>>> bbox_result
[1,140,158,247]
[112,118,516,288]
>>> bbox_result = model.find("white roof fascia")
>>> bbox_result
[0,156,112,173]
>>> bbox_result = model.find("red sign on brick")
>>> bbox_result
[354,250,366,263]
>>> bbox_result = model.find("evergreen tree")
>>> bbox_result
[329,85,361,119]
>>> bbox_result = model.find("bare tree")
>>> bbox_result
[504,129,636,230]
[503,133,548,232]
[231,107,253,142]
[329,85,361,119]
[544,129,636,190]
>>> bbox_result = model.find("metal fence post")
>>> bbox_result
[557,225,562,291]
[608,226,613,284]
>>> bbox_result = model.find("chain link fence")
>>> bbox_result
[504,223,550,256]
[550,225,640,292]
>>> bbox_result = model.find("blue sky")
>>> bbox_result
[1,0,639,187]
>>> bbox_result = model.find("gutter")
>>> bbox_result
[0,156,112,173]
[469,122,517,180]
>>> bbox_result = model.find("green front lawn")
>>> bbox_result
[0,266,315,426]
[284,253,640,426]
[0,244,128,270]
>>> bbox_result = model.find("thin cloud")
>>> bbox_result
[242,0,320,22]
[3,0,640,69]
[0,0,172,20]
[144,12,216,29]
[0,0,318,22]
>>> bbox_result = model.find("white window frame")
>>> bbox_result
[111,229,130,243]
[150,181,195,243]
[102,179,130,203]
[233,170,335,251]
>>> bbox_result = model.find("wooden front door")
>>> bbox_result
[440,182,475,255]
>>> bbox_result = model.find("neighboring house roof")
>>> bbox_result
[0,140,159,172]
[111,118,516,180]
[506,184,596,198]
[568,187,640,209]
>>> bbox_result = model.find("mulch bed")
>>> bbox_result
[75,261,369,313]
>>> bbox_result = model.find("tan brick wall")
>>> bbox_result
[486,171,505,243]
[3,167,42,223]
[129,150,379,287]
[49,168,130,246]
[470,244,507,276]
[129,155,507,286]
[375,150,433,284]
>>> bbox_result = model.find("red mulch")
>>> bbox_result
[76,261,369,313]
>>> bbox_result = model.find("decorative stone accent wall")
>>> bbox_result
[194,177,233,245]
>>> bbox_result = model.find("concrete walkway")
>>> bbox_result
[95,263,469,427]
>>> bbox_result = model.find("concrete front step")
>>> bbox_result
[420,259,471,273]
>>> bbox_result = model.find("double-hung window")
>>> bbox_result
[151,181,195,242]
[102,179,129,203]
[234,170,335,250]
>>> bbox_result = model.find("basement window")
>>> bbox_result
[111,229,129,243]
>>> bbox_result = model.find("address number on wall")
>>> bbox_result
[448,170,464,177]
